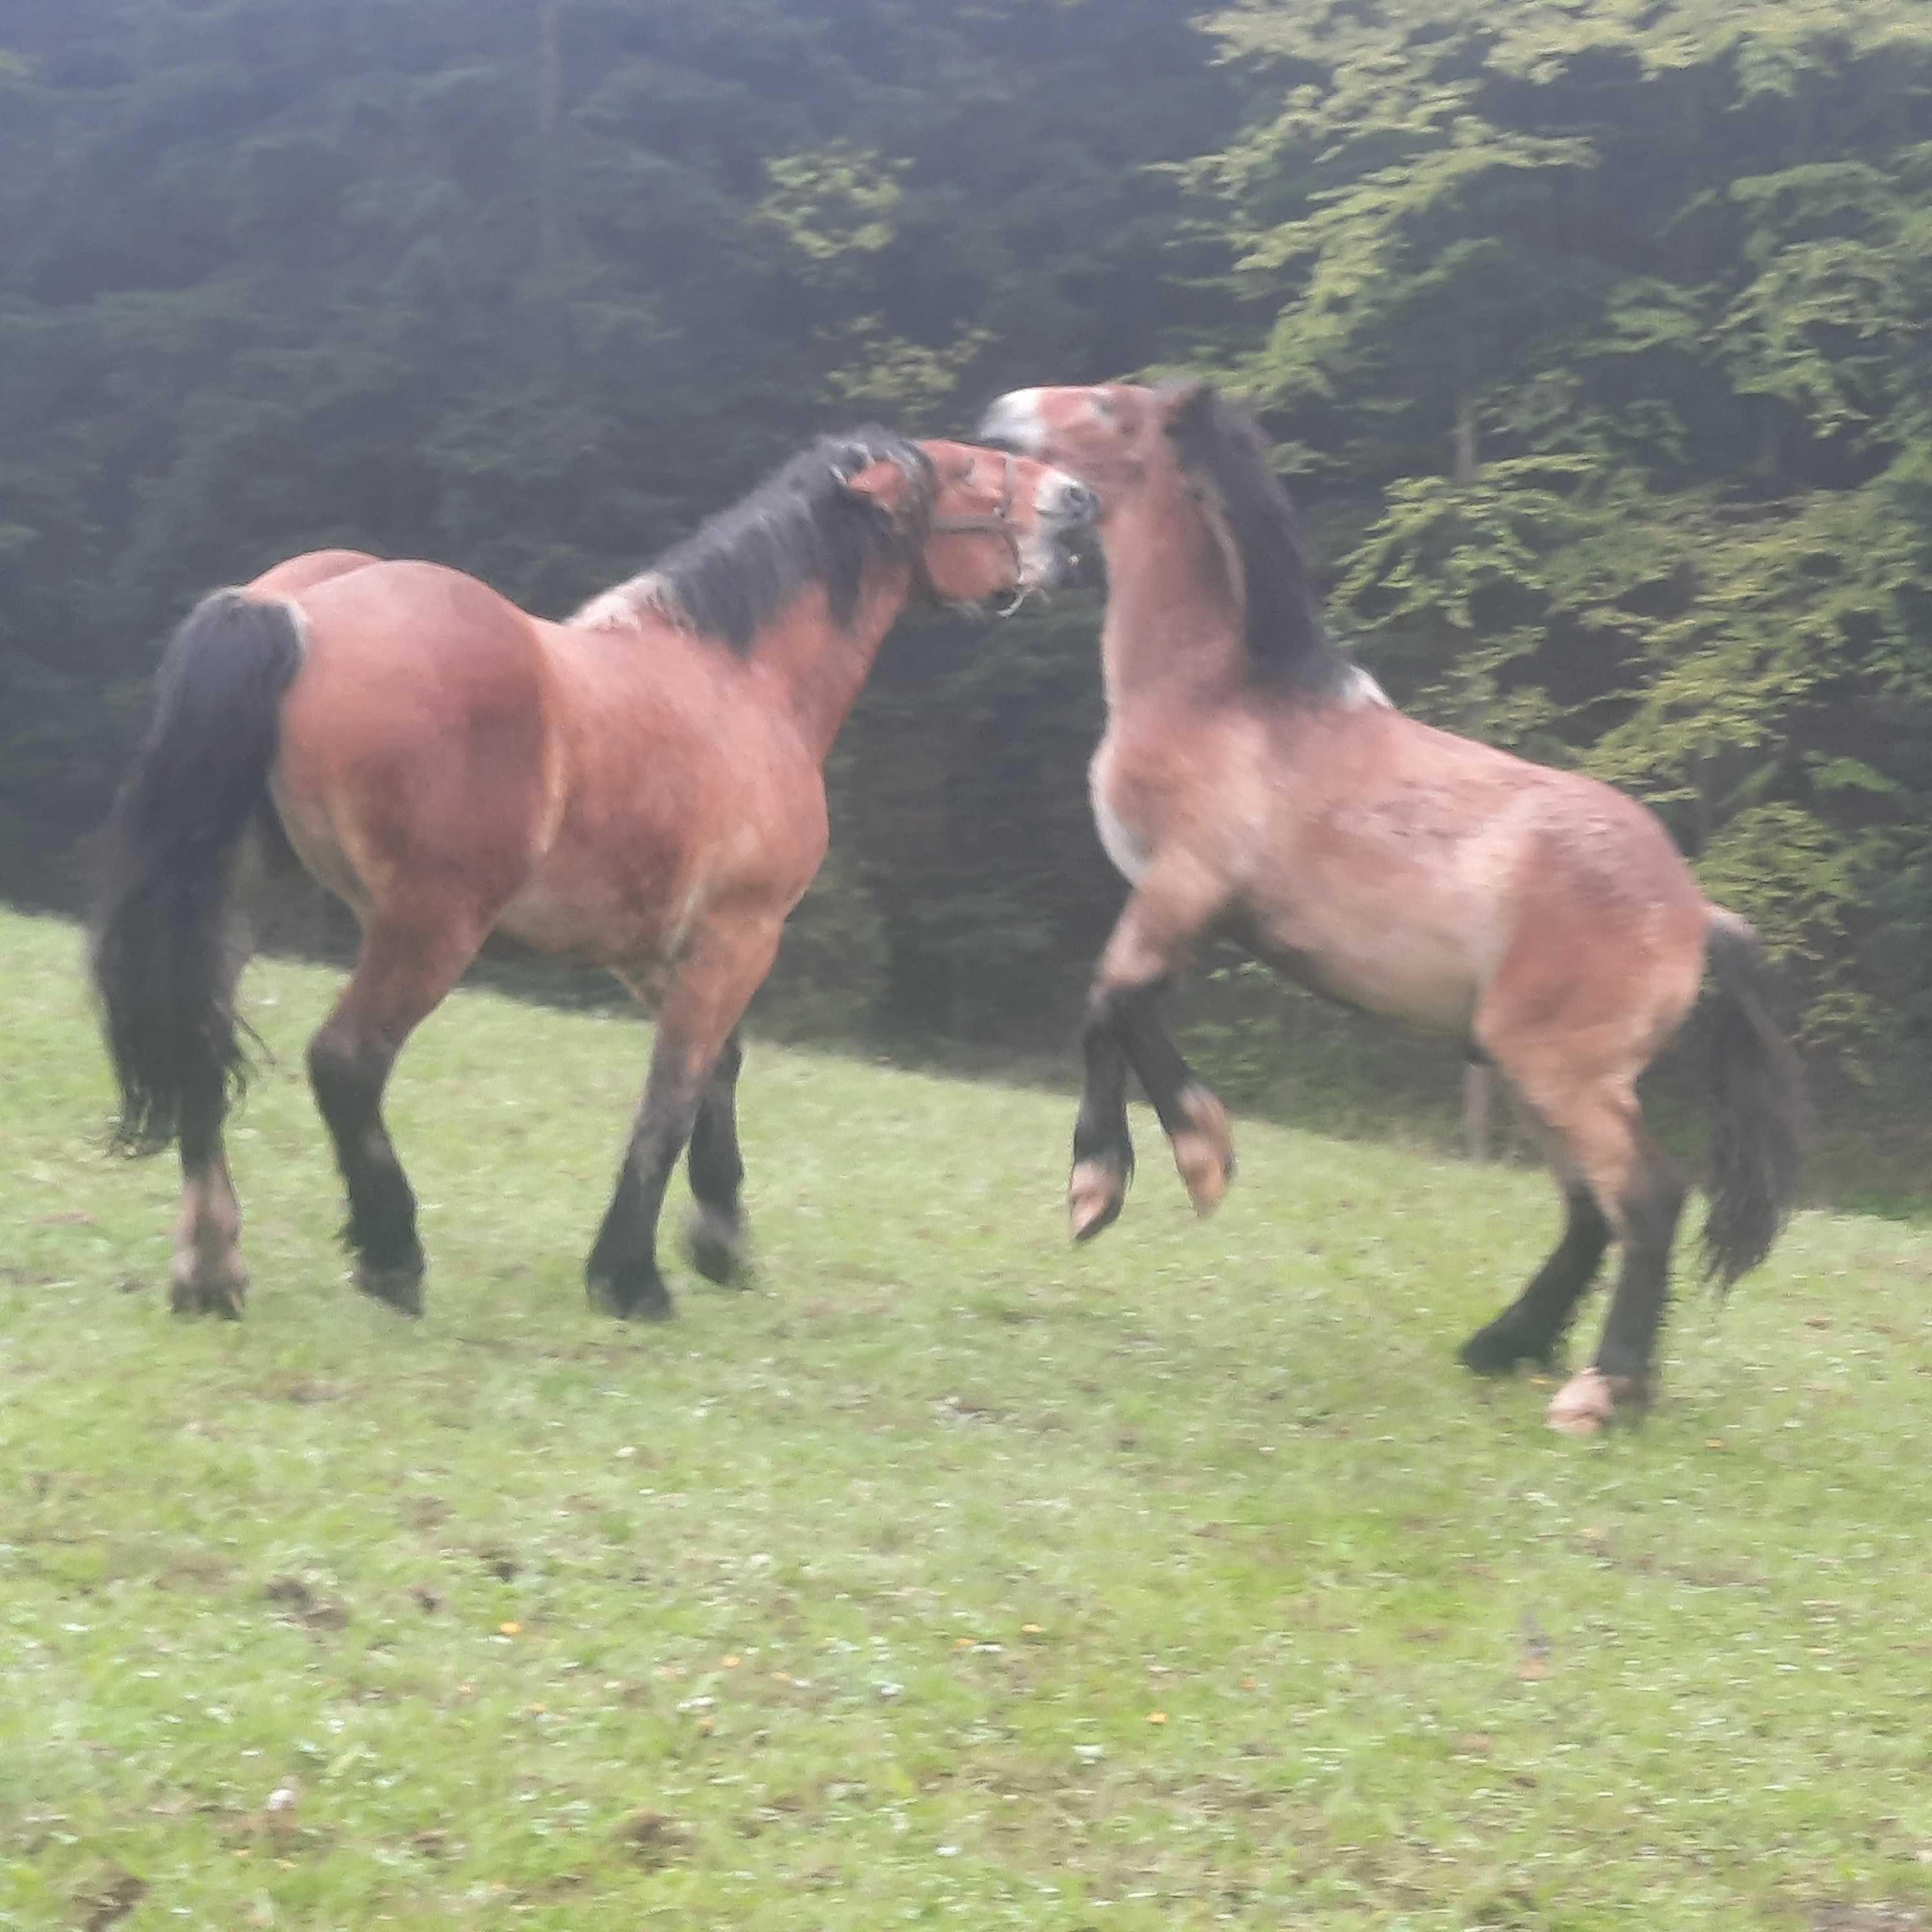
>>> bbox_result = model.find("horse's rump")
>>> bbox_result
[269,561,565,921]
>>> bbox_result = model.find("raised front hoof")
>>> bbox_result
[1545,1367,1649,1438]
[356,1257,426,1318]
[587,1264,674,1322]
[1068,1160,1127,1244]
[1457,1322,1558,1378]
[684,1209,752,1290]
[1170,1084,1236,1217]
[169,1261,248,1321]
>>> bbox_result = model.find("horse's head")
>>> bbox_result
[983,381,1346,692]
[836,438,1097,610]
[978,382,1218,514]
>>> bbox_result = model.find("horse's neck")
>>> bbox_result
[754,571,911,763]
[1096,484,1244,719]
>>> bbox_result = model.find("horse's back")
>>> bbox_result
[269,560,564,920]
[1291,702,1698,901]
[1361,708,1709,1050]
[1213,697,1705,1034]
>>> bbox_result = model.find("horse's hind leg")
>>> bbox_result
[172,1060,250,1319]
[588,919,783,1321]
[1494,1062,1684,1434]
[307,908,485,1316]
[173,1134,248,1318]
[1458,1177,1610,1375]
[1558,1127,1684,1434]
[684,1027,751,1286]
[170,843,272,1318]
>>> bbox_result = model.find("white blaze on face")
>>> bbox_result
[978,389,1047,454]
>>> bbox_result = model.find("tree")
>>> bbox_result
[1195,0,1932,1053]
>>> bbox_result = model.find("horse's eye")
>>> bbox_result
[1091,392,1115,424]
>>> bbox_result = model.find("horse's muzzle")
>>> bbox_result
[1033,469,1098,587]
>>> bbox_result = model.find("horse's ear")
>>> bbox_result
[836,456,912,513]
[1162,380,1220,459]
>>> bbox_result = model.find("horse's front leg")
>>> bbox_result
[1071,854,1235,1239]
[1069,994,1136,1242]
[588,924,781,1321]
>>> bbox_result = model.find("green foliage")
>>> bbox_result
[0,0,1222,1044]
[1197,0,1932,1056]
[757,145,907,267]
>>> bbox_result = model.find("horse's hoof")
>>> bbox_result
[356,1260,425,1319]
[1171,1085,1235,1217]
[685,1209,751,1289]
[1068,1160,1126,1243]
[1546,1368,1645,1437]
[1458,1324,1554,1377]
[587,1268,674,1322]
[1459,1330,1518,1377]
[170,1257,248,1319]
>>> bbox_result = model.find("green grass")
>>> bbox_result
[3,905,1929,1931]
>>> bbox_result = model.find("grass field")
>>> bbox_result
[3,906,1929,1931]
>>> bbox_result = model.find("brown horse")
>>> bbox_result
[981,380,1805,1435]
[92,429,1095,1322]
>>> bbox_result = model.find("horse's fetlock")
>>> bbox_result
[1068,1157,1128,1244]
[1169,1084,1235,1215]
[685,1204,751,1288]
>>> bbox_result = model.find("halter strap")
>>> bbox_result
[909,451,1027,613]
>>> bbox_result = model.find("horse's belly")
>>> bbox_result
[495,879,619,959]
[1259,903,1481,1034]
[497,854,687,965]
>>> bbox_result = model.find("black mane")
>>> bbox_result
[1162,382,1351,693]
[639,427,934,653]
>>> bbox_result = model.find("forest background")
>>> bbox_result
[4,0,1929,1182]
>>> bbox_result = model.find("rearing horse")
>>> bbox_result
[983,380,1805,1435]
[92,429,1095,1322]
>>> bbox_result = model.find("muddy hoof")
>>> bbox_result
[1171,1085,1235,1217]
[1546,1367,1646,1437]
[356,1259,425,1318]
[1068,1158,1127,1244]
[685,1209,751,1289]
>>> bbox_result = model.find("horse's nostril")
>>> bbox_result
[1064,482,1098,520]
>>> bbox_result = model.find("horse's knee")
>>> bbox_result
[1084,970,1169,1034]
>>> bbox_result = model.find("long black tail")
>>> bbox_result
[90,590,305,1156]
[1700,908,1808,1287]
